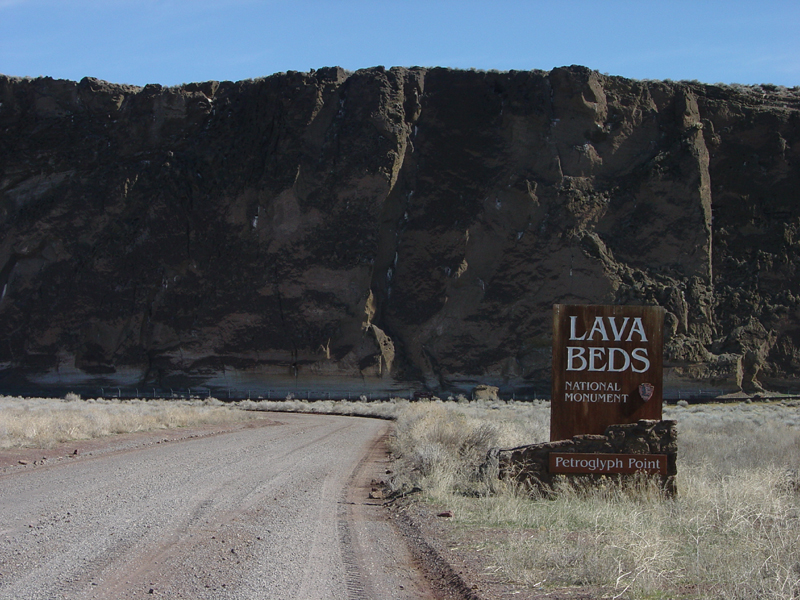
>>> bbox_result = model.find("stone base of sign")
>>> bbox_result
[494,419,677,496]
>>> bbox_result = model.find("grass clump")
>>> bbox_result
[388,399,549,496]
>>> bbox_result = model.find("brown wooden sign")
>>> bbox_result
[550,453,668,475]
[550,304,664,441]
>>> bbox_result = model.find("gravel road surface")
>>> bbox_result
[0,413,436,599]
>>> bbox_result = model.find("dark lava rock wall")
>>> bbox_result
[1,66,799,396]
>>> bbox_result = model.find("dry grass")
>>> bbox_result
[238,397,405,419]
[388,399,549,497]
[389,399,800,599]
[3,392,798,598]
[0,394,261,449]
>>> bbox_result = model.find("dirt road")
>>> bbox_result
[0,413,437,599]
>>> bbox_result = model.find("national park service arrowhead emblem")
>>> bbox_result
[639,383,655,402]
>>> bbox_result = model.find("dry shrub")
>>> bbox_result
[668,402,800,473]
[388,400,549,497]
[0,396,260,449]
[238,398,404,419]
[389,402,491,497]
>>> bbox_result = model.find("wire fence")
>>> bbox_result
[84,387,549,402]
[13,385,799,403]
[83,387,781,403]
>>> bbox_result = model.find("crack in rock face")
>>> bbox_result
[1,67,799,396]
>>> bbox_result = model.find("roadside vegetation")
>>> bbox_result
[2,393,798,598]
[236,397,404,419]
[0,394,260,449]
[386,399,800,600]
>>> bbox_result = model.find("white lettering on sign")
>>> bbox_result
[564,393,629,403]
[565,381,620,391]
[564,381,628,403]
[550,453,667,474]
[566,346,650,373]
[628,457,661,470]
[569,316,648,342]
[554,456,624,471]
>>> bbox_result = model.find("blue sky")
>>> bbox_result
[1,0,798,87]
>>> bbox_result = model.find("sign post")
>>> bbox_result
[551,304,664,441]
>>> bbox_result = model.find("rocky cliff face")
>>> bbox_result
[1,66,799,397]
